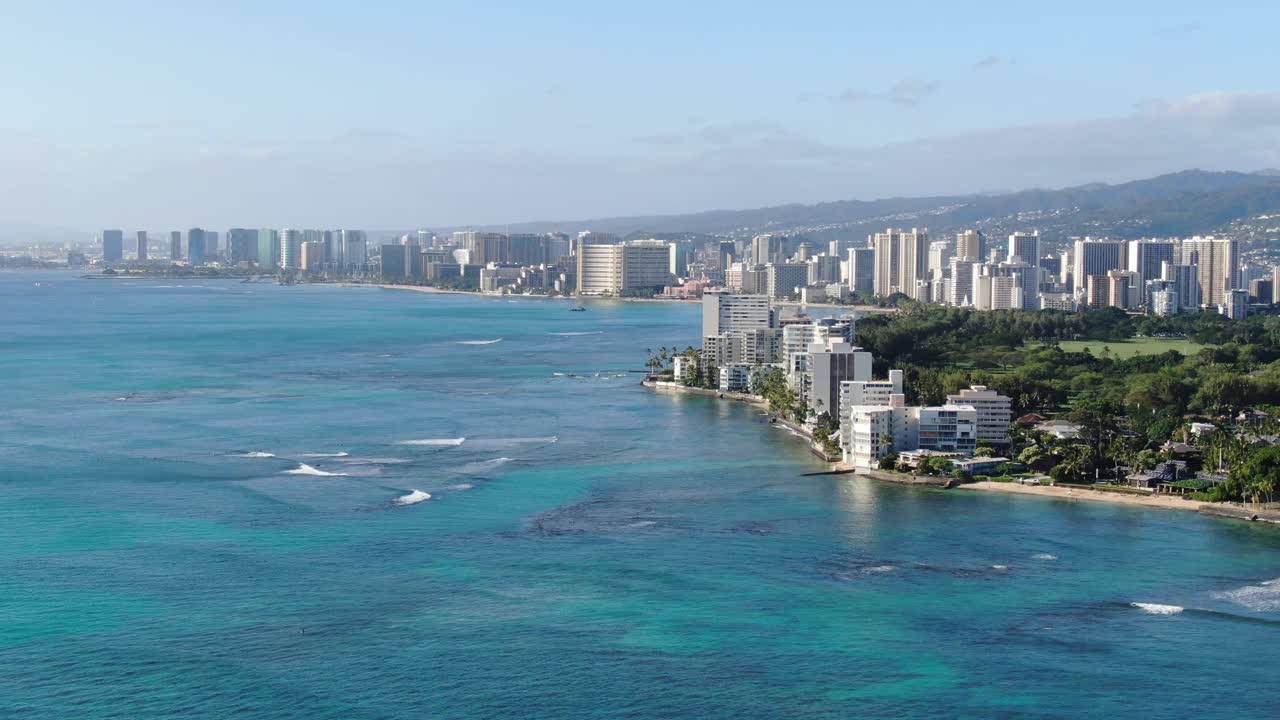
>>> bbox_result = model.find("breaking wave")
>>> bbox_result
[282,463,348,477]
[456,457,514,474]
[1214,578,1280,612]
[1131,602,1184,615]
[394,489,432,505]
[232,451,275,458]
[456,338,503,345]
[1033,553,1058,561]
[549,331,603,336]
[301,452,349,458]
[398,438,466,447]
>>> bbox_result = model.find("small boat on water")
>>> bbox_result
[569,306,586,312]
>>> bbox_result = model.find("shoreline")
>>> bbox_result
[642,382,1280,523]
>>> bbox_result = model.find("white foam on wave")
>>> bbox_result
[456,457,514,474]
[1033,553,1058,561]
[628,520,657,528]
[398,438,466,447]
[1213,578,1280,612]
[1131,602,1184,615]
[282,463,348,477]
[233,451,276,458]
[469,436,557,447]
[991,564,1009,570]
[456,338,503,345]
[864,565,896,574]
[446,483,474,491]
[549,331,603,336]
[301,452,349,458]
[394,489,432,505]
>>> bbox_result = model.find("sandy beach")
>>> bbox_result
[958,481,1204,512]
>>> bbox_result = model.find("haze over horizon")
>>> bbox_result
[4,1,1280,230]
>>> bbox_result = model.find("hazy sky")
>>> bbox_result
[3,1,1280,230]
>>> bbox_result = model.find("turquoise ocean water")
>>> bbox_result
[1,270,1278,719]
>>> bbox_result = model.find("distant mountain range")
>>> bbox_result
[7,170,1280,250]
[483,169,1280,246]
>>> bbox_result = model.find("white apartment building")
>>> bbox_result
[702,292,773,337]
[945,385,1012,444]
[841,403,978,469]
[575,239,673,295]
[782,318,855,376]
[799,340,873,419]
[718,363,753,392]
[837,370,905,451]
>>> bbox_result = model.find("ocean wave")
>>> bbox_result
[446,483,474,491]
[398,438,466,446]
[1213,578,1280,612]
[338,457,414,465]
[456,338,503,345]
[232,451,276,458]
[468,436,558,447]
[282,463,348,477]
[393,489,432,505]
[864,565,896,574]
[549,331,603,336]
[1131,602,1184,615]
[1033,553,1058,560]
[456,457,514,474]
[991,564,1009,570]
[301,452,349,458]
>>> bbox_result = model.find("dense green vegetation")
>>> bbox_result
[853,304,1280,504]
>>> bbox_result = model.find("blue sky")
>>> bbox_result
[2,1,1279,229]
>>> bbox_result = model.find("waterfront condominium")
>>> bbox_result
[186,228,206,266]
[846,247,875,297]
[574,239,673,295]
[702,291,773,337]
[102,229,124,262]
[135,231,148,261]
[945,385,1013,445]
[169,231,182,261]
[257,229,280,269]
[279,229,303,269]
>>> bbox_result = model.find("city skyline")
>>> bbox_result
[3,3,1280,228]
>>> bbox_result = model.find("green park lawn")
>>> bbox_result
[1053,337,1206,359]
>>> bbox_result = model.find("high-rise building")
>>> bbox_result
[751,234,786,265]
[945,385,1012,444]
[1106,269,1139,310]
[1181,236,1239,309]
[169,231,182,261]
[1273,266,1280,305]
[1249,278,1273,304]
[279,229,303,269]
[300,241,325,273]
[847,247,875,297]
[1007,232,1040,266]
[803,340,873,418]
[871,228,928,297]
[226,228,257,265]
[380,244,410,278]
[928,240,952,282]
[575,239,672,295]
[1072,239,1124,294]
[948,258,978,306]
[955,229,984,262]
[765,262,808,299]
[134,231,148,261]
[1222,288,1249,319]
[341,230,368,270]
[702,292,773,338]
[1126,239,1176,294]
[102,230,124,262]
[807,254,841,284]
[186,228,206,266]
[256,229,280,268]
[205,231,220,259]
[1160,261,1200,311]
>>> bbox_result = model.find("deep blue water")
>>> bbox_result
[1,270,1278,719]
